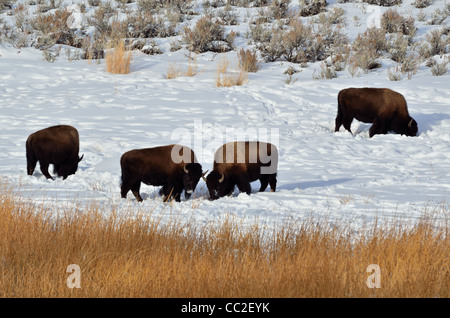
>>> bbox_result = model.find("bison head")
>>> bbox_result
[205,170,227,200]
[392,116,418,137]
[182,163,204,198]
[55,154,84,179]
[405,117,418,137]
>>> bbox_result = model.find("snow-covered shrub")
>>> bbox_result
[362,0,402,6]
[425,29,448,56]
[136,0,163,13]
[269,0,291,20]
[388,33,409,63]
[126,12,176,38]
[412,0,433,8]
[0,0,14,12]
[298,0,327,17]
[387,66,402,81]
[431,60,448,76]
[313,62,337,79]
[381,9,416,36]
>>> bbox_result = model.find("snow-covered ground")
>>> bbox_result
[0,0,449,233]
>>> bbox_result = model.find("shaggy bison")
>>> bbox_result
[26,125,84,180]
[335,88,418,137]
[205,141,278,200]
[120,144,205,202]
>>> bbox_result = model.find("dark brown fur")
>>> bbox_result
[26,125,83,180]
[206,141,278,200]
[120,144,204,202]
[335,88,418,137]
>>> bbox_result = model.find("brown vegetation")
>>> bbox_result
[0,183,448,298]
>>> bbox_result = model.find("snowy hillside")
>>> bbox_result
[0,0,449,233]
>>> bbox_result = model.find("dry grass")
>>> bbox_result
[166,55,198,79]
[216,56,248,87]
[0,183,448,298]
[105,40,132,74]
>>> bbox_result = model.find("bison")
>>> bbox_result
[26,125,84,180]
[205,141,278,200]
[120,144,205,202]
[335,87,418,137]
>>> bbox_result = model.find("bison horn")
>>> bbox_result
[183,165,189,174]
[201,170,209,182]
[408,119,413,128]
[78,154,84,162]
[219,173,225,183]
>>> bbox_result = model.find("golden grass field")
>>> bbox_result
[0,182,448,298]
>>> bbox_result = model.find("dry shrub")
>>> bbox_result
[237,48,262,72]
[381,9,416,36]
[182,16,232,53]
[298,0,327,17]
[362,0,403,6]
[412,0,433,8]
[425,29,448,57]
[0,184,448,298]
[29,8,76,49]
[105,40,132,74]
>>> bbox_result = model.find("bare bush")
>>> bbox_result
[298,0,327,17]
[388,33,409,62]
[388,66,402,81]
[425,29,448,56]
[381,9,416,36]
[313,62,337,79]
[126,12,176,38]
[182,16,232,53]
[431,60,448,76]
[352,28,387,57]
[412,0,433,8]
[362,0,402,6]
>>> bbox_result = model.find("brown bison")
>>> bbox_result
[335,88,418,137]
[26,125,83,180]
[205,141,278,200]
[120,144,206,202]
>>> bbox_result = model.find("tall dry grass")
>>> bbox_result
[0,184,448,298]
[105,40,132,74]
[216,56,248,87]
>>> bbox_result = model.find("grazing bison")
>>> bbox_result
[120,144,205,202]
[26,125,84,180]
[205,141,278,201]
[335,88,418,137]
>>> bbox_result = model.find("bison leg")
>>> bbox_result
[161,183,182,202]
[131,182,143,202]
[269,173,277,192]
[369,119,388,137]
[237,174,252,195]
[39,161,54,180]
[342,116,354,134]
[259,175,269,192]
[335,115,343,132]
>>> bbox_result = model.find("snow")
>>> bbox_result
[0,0,449,234]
